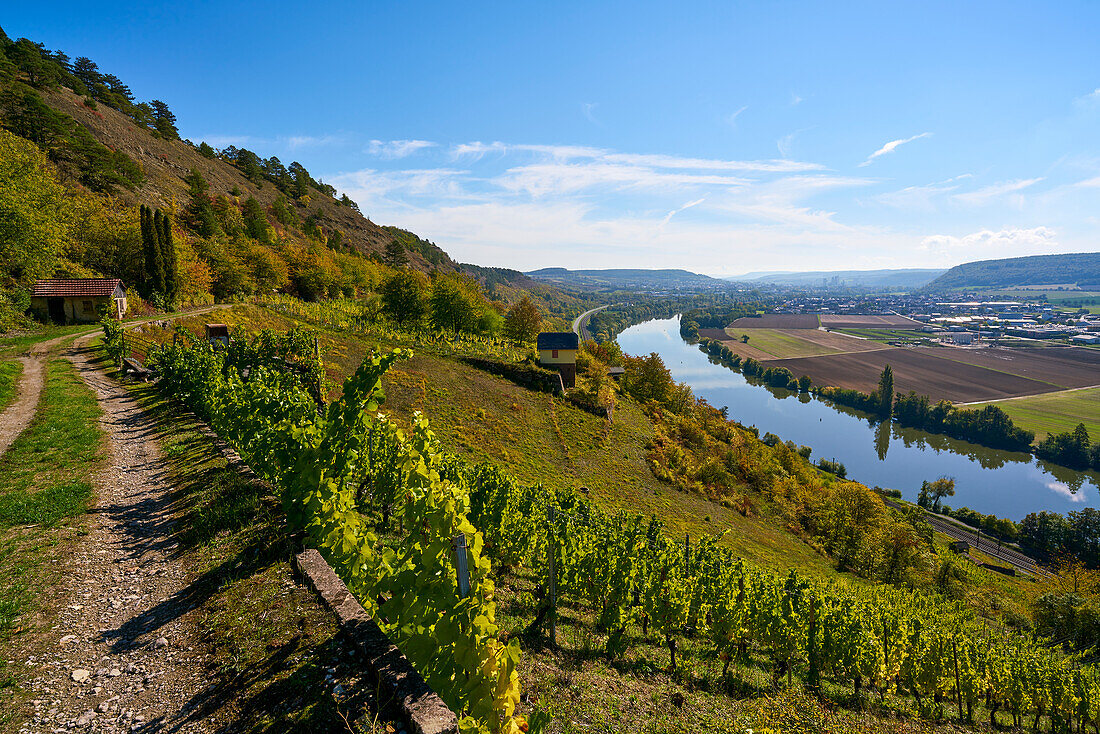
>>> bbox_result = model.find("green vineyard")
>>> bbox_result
[136,325,1100,732]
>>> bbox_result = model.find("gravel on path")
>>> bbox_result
[18,335,220,733]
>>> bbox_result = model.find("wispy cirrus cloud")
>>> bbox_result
[874,174,972,210]
[953,177,1043,205]
[325,137,1076,273]
[725,105,748,127]
[859,132,932,167]
[367,139,437,159]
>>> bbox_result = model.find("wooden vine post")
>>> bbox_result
[548,506,557,647]
[453,534,470,598]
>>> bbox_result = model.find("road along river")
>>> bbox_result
[616,316,1100,521]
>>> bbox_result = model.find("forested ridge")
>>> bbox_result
[926,253,1100,290]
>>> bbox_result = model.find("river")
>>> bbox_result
[616,316,1100,520]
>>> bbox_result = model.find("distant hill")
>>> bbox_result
[926,253,1100,290]
[526,268,729,292]
[727,268,945,289]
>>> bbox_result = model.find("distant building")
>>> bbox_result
[1071,334,1100,345]
[949,332,974,345]
[29,278,127,323]
[537,332,579,388]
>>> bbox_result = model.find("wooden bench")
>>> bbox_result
[122,357,154,382]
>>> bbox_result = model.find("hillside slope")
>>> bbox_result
[527,267,730,291]
[927,252,1100,290]
[39,87,455,271]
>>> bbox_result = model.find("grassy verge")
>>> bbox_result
[126,381,395,731]
[0,324,96,357]
[969,386,1100,440]
[0,359,103,724]
[0,360,22,413]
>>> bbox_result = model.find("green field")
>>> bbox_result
[970,386,1100,440]
[723,328,837,358]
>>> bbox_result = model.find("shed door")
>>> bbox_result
[47,297,66,324]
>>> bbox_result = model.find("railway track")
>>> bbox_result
[884,497,1050,578]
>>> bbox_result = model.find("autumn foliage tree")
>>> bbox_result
[503,296,542,342]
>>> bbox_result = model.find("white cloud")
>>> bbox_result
[583,102,601,125]
[286,134,343,150]
[603,152,820,173]
[726,105,748,126]
[495,161,750,197]
[953,177,1043,205]
[919,226,1058,263]
[859,132,932,167]
[1074,88,1100,108]
[1076,176,1100,188]
[776,131,799,157]
[790,93,803,106]
[1047,480,1088,502]
[874,174,973,210]
[660,198,706,226]
[451,141,607,161]
[367,139,437,159]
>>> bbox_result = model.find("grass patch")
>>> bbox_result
[721,328,838,359]
[0,359,103,725]
[126,382,394,730]
[969,386,1100,440]
[0,360,22,413]
[0,324,96,357]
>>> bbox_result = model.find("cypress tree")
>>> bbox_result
[876,365,895,418]
[159,210,177,302]
[146,208,165,297]
[139,205,160,297]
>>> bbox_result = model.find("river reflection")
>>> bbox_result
[617,316,1100,520]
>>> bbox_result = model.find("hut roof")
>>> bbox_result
[537,332,579,350]
[32,278,124,298]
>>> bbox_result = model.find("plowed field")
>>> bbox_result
[917,346,1100,390]
[769,348,1061,403]
[820,314,924,328]
[728,314,821,329]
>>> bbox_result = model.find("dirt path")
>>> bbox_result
[19,335,219,733]
[0,331,99,457]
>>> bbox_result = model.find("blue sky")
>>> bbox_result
[6,1,1100,274]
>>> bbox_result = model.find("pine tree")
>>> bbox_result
[384,238,408,267]
[149,99,178,139]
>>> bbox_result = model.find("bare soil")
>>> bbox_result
[769,348,1062,403]
[819,314,925,328]
[915,345,1100,389]
[727,314,821,329]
